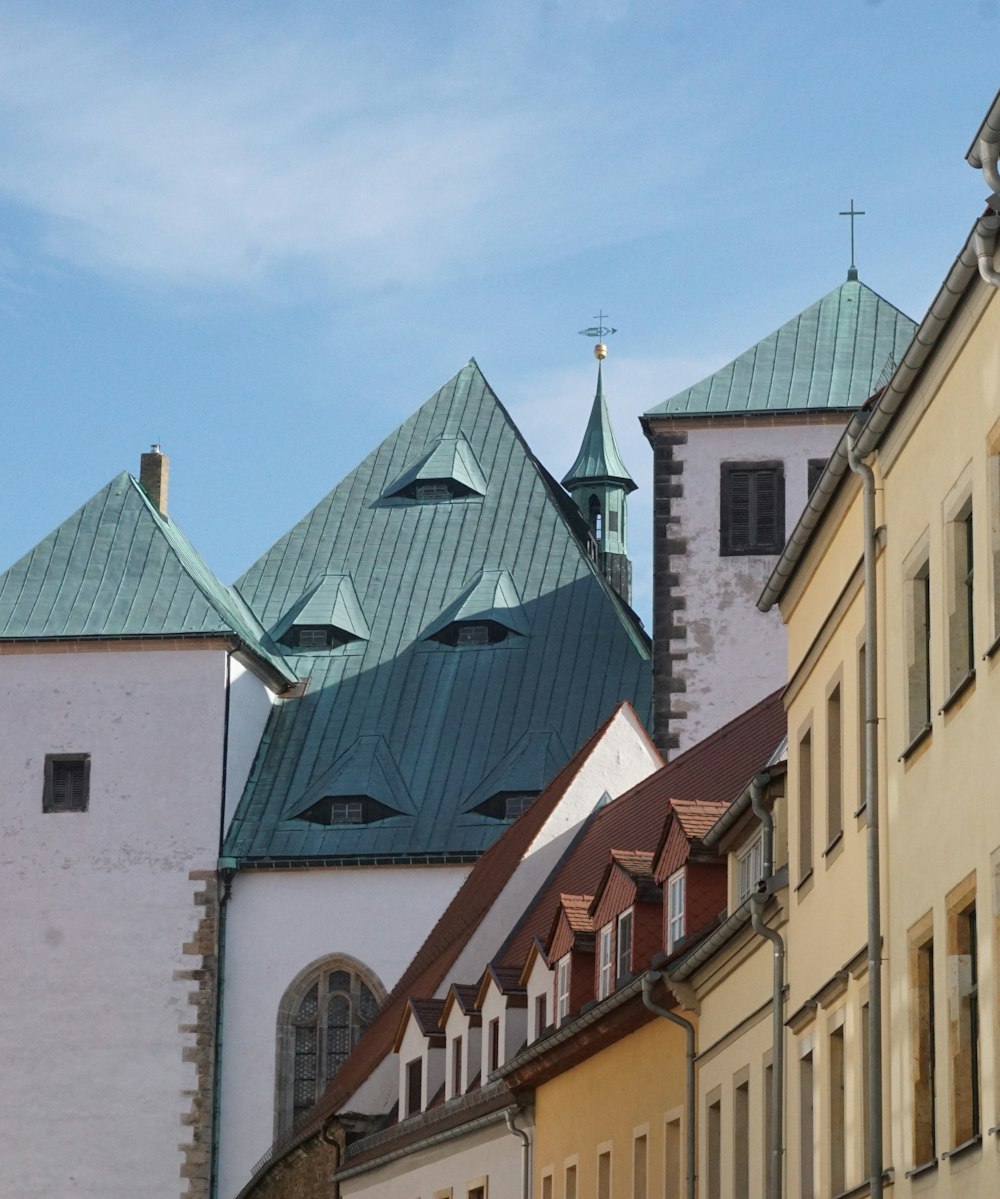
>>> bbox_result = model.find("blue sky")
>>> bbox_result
[1,1,996,627]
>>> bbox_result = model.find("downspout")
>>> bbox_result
[504,1108,531,1199]
[642,973,696,1199]
[322,1119,343,1199]
[847,436,883,1199]
[747,774,782,1199]
[973,139,1000,288]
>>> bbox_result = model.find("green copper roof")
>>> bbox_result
[383,434,488,499]
[645,277,916,417]
[270,573,371,643]
[0,472,295,681]
[562,362,637,491]
[226,359,651,863]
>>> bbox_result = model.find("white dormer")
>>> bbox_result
[476,965,527,1082]
[520,938,554,1043]
[440,984,482,1100]
[393,999,446,1118]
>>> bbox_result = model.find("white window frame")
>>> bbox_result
[737,832,765,905]
[616,909,634,982]
[556,954,571,1025]
[598,924,614,999]
[667,869,685,952]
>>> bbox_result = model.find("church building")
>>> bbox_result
[0,358,650,1199]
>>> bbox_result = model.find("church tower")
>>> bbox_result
[562,341,637,606]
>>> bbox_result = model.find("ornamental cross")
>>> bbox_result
[578,310,617,340]
[839,199,866,270]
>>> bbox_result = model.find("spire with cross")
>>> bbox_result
[839,198,866,281]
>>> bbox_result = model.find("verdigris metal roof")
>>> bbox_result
[0,471,295,681]
[226,359,652,863]
[562,362,636,491]
[645,276,916,417]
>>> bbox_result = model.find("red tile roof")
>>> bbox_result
[560,893,595,933]
[668,798,732,841]
[609,849,656,879]
[498,688,785,969]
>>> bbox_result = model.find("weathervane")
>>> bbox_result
[579,310,617,360]
[839,198,866,280]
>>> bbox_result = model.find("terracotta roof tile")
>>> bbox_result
[668,799,732,841]
[609,849,656,879]
[560,894,595,933]
[498,688,785,969]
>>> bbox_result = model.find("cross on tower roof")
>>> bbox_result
[839,198,866,280]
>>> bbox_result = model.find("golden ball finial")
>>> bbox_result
[594,342,608,360]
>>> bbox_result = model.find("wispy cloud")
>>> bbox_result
[0,6,713,291]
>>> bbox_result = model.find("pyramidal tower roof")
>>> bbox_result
[644,275,916,417]
[562,362,637,491]
[226,359,651,864]
[0,471,294,682]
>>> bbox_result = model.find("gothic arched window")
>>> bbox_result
[275,955,386,1136]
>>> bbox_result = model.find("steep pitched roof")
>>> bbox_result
[669,798,732,842]
[562,362,636,491]
[276,703,649,1139]
[0,471,294,682]
[645,277,915,417]
[498,688,786,968]
[226,360,651,863]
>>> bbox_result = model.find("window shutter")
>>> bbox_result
[727,470,752,550]
[752,469,779,547]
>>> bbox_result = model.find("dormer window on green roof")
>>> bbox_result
[270,574,370,653]
[295,794,402,826]
[382,435,488,503]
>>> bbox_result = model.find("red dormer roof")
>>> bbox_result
[517,937,550,987]
[500,689,785,969]
[392,998,447,1052]
[590,850,660,928]
[439,983,482,1028]
[653,798,731,883]
[475,962,527,1009]
[547,894,595,961]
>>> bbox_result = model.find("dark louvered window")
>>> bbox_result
[720,462,785,555]
[43,754,90,813]
[807,458,828,497]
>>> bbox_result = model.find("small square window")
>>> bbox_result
[44,754,90,813]
[456,623,491,646]
[720,462,785,555]
[329,800,364,824]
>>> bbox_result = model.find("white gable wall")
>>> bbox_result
[0,648,228,1199]
[444,708,660,991]
[218,862,470,1199]
[223,657,277,830]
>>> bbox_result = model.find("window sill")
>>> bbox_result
[822,830,844,860]
[941,1134,981,1161]
[853,802,868,822]
[794,868,814,895]
[898,723,932,762]
[833,1168,895,1197]
[984,629,1000,660]
[904,1158,938,1180]
[938,668,975,715]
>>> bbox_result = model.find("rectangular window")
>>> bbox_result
[829,1023,846,1195]
[43,753,90,813]
[664,1119,681,1199]
[913,934,936,1163]
[541,1175,553,1199]
[632,1134,647,1199]
[406,1057,422,1116]
[706,1096,721,1199]
[826,683,842,848]
[617,910,633,982]
[733,1079,749,1199]
[798,728,813,883]
[763,1062,774,1198]
[565,1163,578,1199]
[737,833,764,905]
[598,1150,611,1199]
[807,457,828,496]
[534,993,547,1041]
[720,461,785,555]
[488,1017,500,1074]
[598,925,614,999]
[799,1051,814,1197]
[861,1003,871,1175]
[905,560,932,742]
[667,870,685,950]
[950,902,980,1144]
[556,956,570,1024]
[330,799,364,823]
[946,504,975,695]
[452,1034,463,1097]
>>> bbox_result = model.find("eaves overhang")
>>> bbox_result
[757,218,984,613]
[967,86,1000,165]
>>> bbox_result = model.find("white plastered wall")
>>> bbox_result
[672,423,846,753]
[217,862,470,1198]
[0,648,227,1199]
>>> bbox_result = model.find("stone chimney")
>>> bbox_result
[140,445,170,515]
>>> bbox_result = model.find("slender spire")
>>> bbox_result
[562,359,636,492]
